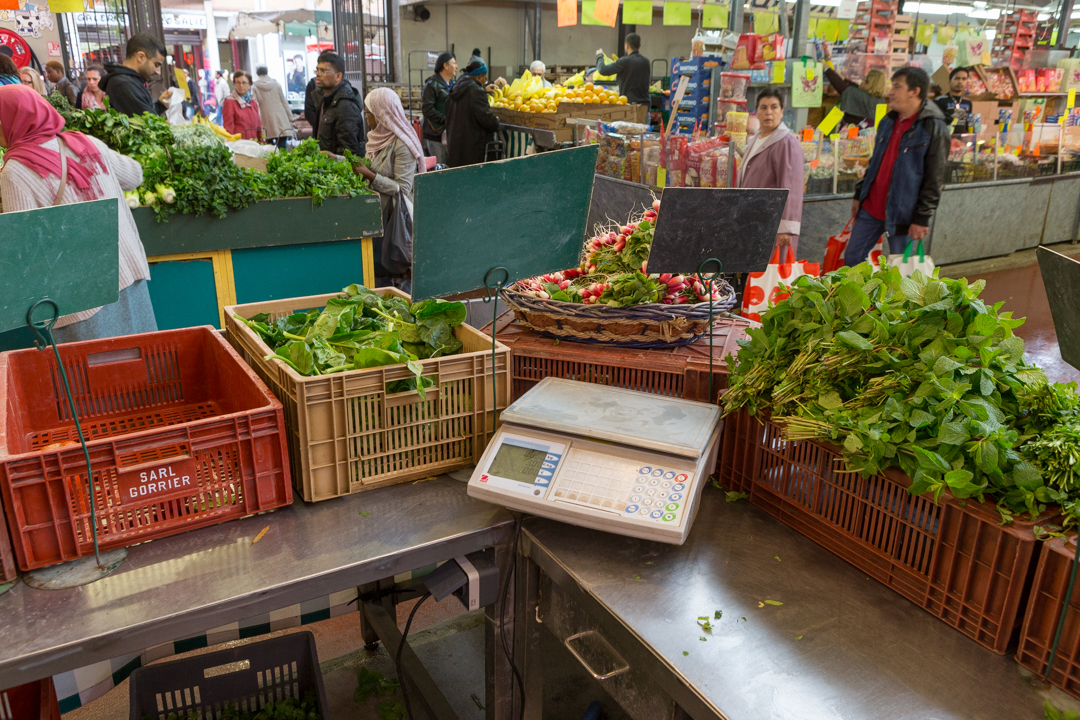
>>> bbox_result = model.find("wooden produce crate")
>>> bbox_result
[225,289,509,502]
[1016,534,1080,699]
[492,102,648,143]
[718,409,1056,654]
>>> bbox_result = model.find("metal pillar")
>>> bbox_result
[1056,0,1076,49]
[790,0,812,129]
[729,0,744,32]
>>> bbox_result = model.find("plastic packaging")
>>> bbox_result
[719,72,751,101]
[726,111,749,134]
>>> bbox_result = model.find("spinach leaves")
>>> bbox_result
[241,285,467,398]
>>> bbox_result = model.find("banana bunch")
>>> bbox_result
[193,114,242,142]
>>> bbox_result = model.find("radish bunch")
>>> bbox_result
[511,198,727,308]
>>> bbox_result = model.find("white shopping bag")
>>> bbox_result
[741,246,820,322]
[870,237,935,276]
[865,236,885,268]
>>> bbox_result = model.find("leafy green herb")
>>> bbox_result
[1045,701,1080,720]
[725,491,749,502]
[714,610,722,620]
[682,650,689,656]
[355,667,399,703]
[697,616,713,632]
[359,510,371,516]
[243,285,466,397]
[376,700,406,720]
[723,263,1064,518]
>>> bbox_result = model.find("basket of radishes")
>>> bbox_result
[500,200,736,348]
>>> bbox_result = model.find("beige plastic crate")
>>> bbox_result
[225,288,509,502]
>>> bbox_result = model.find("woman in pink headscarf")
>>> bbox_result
[0,85,156,342]
[354,86,427,291]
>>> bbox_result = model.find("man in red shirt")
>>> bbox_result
[844,67,950,267]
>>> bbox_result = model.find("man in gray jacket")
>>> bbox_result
[252,67,297,148]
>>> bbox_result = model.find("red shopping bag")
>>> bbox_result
[741,247,821,322]
[823,218,852,273]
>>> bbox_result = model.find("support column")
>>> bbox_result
[1056,0,1076,49]
[204,0,220,76]
[729,0,744,33]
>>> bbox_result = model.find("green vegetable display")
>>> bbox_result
[723,263,1068,518]
[153,691,322,720]
[48,96,373,221]
[354,667,399,703]
[240,284,466,397]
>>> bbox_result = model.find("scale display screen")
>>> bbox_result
[488,442,548,484]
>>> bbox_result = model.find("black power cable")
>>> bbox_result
[498,514,526,720]
[397,591,432,720]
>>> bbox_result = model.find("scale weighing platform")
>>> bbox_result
[468,378,723,544]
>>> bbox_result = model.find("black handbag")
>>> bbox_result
[379,145,413,276]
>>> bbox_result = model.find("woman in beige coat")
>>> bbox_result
[252,66,297,148]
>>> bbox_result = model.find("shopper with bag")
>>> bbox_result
[353,87,424,292]
[845,67,949,267]
[741,247,820,322]
[737,88,804,254]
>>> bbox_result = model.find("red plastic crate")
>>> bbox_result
[1,678,61,720]
[0,489,14,584]
[719,410,1053,654]
[495,319,751,405]
[0,327,292,571]
[1016,535,1080,697]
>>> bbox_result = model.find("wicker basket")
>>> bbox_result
[499,282,737,348]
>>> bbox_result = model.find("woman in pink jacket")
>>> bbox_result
[737,88,805,254]
[222,70,263,141]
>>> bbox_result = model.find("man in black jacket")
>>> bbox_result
[421,52,456,166]
[445,60,500,167]
[595,32,651,106]
[100,33,171,116]
[313,53,365,157]
[934,67,974,135]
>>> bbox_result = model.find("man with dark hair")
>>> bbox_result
[100,33,170,116]
[44,60,77,105]
[312,52,364,156]
[845,66,949,266]
[595,32,651,106]
[288,54,306,94]
[421,51,456,165]
[934,66,974,135]
[304,50,335,130]
[445,59,501,167]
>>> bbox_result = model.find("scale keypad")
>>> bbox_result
[552,449,693,524]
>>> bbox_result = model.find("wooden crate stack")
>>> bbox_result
[849,0,900,53]
[993,10,1037,72]
[892,14,912,54]
[371,84,424,112]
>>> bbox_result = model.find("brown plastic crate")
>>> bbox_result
[719,409,1052,654]
[1,678,61,720]
[0,327,291,572]
[495,318,751,405]
[0,487,15,584]
[1016,534,1080,696]
[225,289,509,502]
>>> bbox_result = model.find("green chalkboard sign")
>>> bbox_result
[0,199,119,333]
[411,145,599,301]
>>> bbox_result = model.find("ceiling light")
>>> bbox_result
[904,2,973,14]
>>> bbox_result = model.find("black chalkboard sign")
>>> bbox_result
[1037,246,1080,371]
[647,187,788,275]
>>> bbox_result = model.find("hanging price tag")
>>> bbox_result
[874,103,888,130]
[1069,89,1076,109]
[802,126,814,141]
[771,60,785,84]
[817,106,844,136]
[657,168,667,187]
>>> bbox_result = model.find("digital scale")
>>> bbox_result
[468,378,723,544]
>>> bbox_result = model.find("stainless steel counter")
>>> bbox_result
[518,488,1080,720]
[0,478,514,697]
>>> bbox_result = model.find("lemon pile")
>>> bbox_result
[489,70,628,114]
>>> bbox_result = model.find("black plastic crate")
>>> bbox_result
[129,631,329,720]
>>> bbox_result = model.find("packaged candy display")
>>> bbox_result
[726,111,749,134]
[980,67,1016,100]
[966,70,988,98]
[719,72,751,100]
[732,34,756,69]
[942,45,957,66]
[716,98,747,127]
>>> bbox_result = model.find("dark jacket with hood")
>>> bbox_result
[101,63,165,117]
[316,79,365,157]
[421,73,452,140]
[596,50,651,105]
[854,99,949,236]
[445,76,500,167]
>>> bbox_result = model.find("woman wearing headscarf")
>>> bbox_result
[0,85,156,341]
[222,70,263,141]
[354,87,425,291]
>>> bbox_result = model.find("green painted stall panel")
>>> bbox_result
[232,239,368,304]
[146,258,220,329]
[134,196,383,256]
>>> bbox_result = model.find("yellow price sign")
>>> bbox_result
[1069,88,1076,109]
[657,167,667,187]
[874,103,888,130]
[817,106,844,136]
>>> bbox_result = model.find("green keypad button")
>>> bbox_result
[665,503,679,512]
[661,513,676,522]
